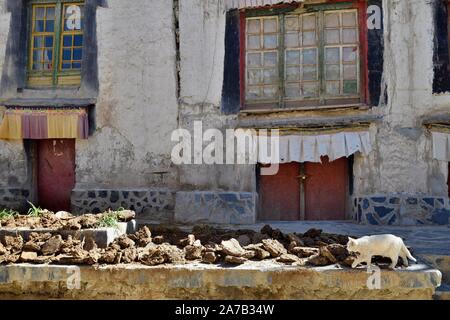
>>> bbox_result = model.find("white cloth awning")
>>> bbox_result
[226,0,302,10]
[256,131,372,164]
[432,131,450,161]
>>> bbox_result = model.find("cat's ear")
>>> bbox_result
[348,237,356,243]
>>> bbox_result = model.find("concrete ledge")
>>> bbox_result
[0,221,136,248]
[0,262,441,300]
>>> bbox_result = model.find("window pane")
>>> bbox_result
[325,48,340,63]
[62,63,71,70]
[343,47,357,62]
[43,49,53,62]
[285,16,299,31]
[246,86,261,100]
[247,53,261,67]
[247,35,260,49]
[263,68,278,84]
[326,82,340,95]
[264,35,278,49]
[342,12,357,27]
[263,18,277,33]
[73,48,82,60]
[343,28,357,44]
[303,49,317,65]
[303,83,319,97]
[343,80,358,94]
[285,84,301,98]
[35,7,45,19]
[303,31,316,46]
[63,35,73,47]
[46,7,55,19]
[33,50,42,62]
[325,13,340,28]
[286,50,300,65]
[263,86,278,98]
[286,66,300,81]
[248,69,262,85]
[326,65,340,80]
[72,62,82,69]
[45,36,53,48]
[63,49,72,61]
[34,36,43,48]
[33,63,43,70]
[247,19,260,33]
[303,15,316,30]
[45,20,54,32]
[343,65,357,80]
[325,29,340,44]
[303,66,317,81]
[73,35,83,47]
[263,52,277,67]
[35,20,44,32]
[285,33,299,48]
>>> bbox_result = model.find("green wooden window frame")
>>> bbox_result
[26,0,85,88]
[243,2,366,110]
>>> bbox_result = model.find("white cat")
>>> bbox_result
[347,234,416,269]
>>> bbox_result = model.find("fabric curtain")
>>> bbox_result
[0,107,89,140]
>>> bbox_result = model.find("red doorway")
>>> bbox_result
[259,157,349,221]
[37,139,76,212]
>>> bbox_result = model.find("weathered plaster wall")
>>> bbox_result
[75,0,179,189]
[0,1,28,193]
[178,0,255,192]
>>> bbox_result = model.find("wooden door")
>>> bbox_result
[259,163,301,221]
[304,157,348,220]
[38,139,75,212]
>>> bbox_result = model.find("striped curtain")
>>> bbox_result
[226,0,302,10]
[0,107,89,140]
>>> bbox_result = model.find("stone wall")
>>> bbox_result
[353,194,450,226]
[71,189,175,222]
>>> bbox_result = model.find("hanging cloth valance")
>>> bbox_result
[431,130,450,161]
[0,107,89,140]
[253,130,371,164]
[225,0,302,10]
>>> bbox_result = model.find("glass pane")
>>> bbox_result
[343,65,357,80]
[43,49,52,62]
[34,36,43,48]
[343,47,357,62]
[263,18,277,33]
[343,80,358,94]
[303,49,317,65]
[73,35,83,46]
[247,35,260,50]
[263,68,278,84]
[303,83,318,97]
[63,49,72,61]
[285,16,299,31]
[286,50,300,65]
[63,35,73,47]
[303,15,316,30]
[33,63,43,70]
[342,12,357,27]
[326,65,340,80]
[247,19,260,34]
[326,81,340,95]
[325,29,340,44]
[73,48,82,60]
[62,63,71,70]
[35,7,45,19]
[45,20,54,32]
[247,53,261,67]
[46,7,55,19]
[263,35,277,49]
[263,86,278,98]
[285,33,299,48]
[303,66,317,81]
[72,62,82,69]
[286,66,300,81]
[263,52,277,67]
[45,36,53,48]
[35,20,44,32]
[325,48,340,63]
[325,13,339,28]
[285,85,301,98]
[302,31,316,46]
[247,69,262,85]
[343,29,357,44]
[33,50,42,62]
[246,86,261,100]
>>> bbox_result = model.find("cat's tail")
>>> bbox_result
[402,244,417,262]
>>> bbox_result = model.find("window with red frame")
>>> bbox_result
[239,1,368,110]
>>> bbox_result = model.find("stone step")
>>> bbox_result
[434,284,450,300]
[0,262,442,299]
